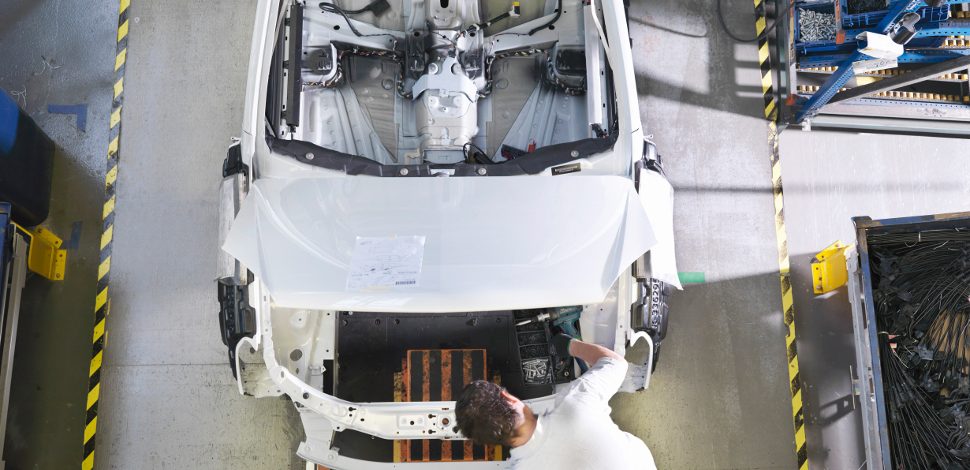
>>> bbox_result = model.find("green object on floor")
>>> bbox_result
[678,272,706,284]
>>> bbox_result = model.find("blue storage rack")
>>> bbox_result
[789,0,970,123]
[795,2,965,56]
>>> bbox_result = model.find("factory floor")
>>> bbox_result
[2,0,969,469]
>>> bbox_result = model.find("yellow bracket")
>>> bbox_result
[811,241,849,294]
[12,223,67,281]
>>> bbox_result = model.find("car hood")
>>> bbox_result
[223,175,659,313]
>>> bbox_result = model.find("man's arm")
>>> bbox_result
[552,335,628,402]
[567,338,623,365]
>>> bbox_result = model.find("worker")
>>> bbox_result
[455,334,657,469]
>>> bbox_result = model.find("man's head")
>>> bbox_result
[455,380,526,446]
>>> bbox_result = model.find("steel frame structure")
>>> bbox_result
[773,0,970,135]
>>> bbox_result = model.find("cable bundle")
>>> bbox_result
[869,228,970,469]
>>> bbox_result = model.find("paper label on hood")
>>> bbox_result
[347,236,426,291]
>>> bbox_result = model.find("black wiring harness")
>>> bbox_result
[318,1,395,37]
[715,0,795,42]
[869,228,970,468]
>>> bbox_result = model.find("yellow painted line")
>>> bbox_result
[84,417,97,444]
[758,43,770,65]
[89,350,103,377]
[103,195,116,220]
[764,98,777,119]
[87,0,129,467]
[113,77,124,99]
[779,255,791,274]
[754,0,807,468]
[108,136,119,157]
[95,288,109,314]
[110,106,122,129]
[86,383,100,410]
[100,225,113,251]
[114,49,126,72]
[92,318,106,346]
[98,256,111,281]
[117,19,129,42]
[105,166,118,188]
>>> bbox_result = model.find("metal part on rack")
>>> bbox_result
[799,8,839,42]
[829,53,970,101]
[782,0,970,132]
[795,0,924,123]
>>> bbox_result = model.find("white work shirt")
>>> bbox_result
[509,357,657,470]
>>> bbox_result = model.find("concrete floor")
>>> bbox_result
[93,1,304,469]
[3,0,969,469]
[611,1,798,469]
[780,130,970,470]
[0,2,116,468]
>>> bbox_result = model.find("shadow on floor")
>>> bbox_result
[629,0,780,120]
[788,252,866,469]
[611,271,798,469]
[4,144,102,469]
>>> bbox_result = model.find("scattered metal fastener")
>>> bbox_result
[798,9,838,43]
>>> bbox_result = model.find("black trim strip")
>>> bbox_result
[268,133,618,177]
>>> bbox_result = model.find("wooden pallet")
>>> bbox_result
[394,349,502,462]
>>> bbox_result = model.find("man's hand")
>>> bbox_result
[566,337,623,366]
[550,333,573,358]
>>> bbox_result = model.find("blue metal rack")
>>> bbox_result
[790,0,970,122]
[795,0,925,122]
[797,47,970,67]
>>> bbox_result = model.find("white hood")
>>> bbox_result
[223,175,659,312]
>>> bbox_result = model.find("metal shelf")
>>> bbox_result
[775,0,970,135]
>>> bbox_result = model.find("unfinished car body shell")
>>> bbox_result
[218,0,679,467]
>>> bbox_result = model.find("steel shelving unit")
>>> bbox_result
[775,0,970,136]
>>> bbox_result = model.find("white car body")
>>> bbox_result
[217,0,679,467]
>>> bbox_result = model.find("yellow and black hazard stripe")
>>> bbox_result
[753,0,808,469]
[83,0,129,468]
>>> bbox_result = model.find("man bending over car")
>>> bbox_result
[455,334,658,469]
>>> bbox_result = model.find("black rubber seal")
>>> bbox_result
[268,133,618,177]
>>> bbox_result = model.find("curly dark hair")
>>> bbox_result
[454,380,518,446]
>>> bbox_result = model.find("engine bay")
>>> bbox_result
[266,0,617,166]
